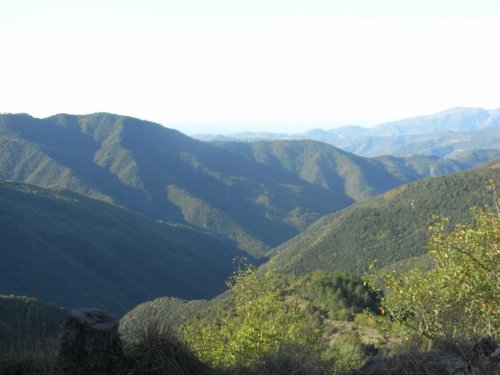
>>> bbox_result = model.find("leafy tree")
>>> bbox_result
[182,261,320,368]
[366,206,499,342]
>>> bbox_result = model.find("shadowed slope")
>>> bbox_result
[0,113,344,256]
[0,181,255,314]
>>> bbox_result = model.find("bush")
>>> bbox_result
[366,207,500,343]
[324,331,375,373]
[182,262,321,369]
[124,320,208,375]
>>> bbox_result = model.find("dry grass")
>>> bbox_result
[225,344,333,375]
[123,319,210,375]
[0,337,59,375]
[3,318,497,375]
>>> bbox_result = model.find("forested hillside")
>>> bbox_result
[269,159,500,274]
[0,181,255,313]
[0,113,347,255]
[215,140,499,201]
[3,113,495,258]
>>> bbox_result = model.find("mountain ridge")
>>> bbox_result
[195,107,500,158]
[2,111,498,259]
[1,113,344,255]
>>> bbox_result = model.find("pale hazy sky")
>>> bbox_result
[1,0,500,134]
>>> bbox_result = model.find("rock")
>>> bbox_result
[356,355,390,374]
[473,336,498,357]
[422,350,473,375]
[356,337,500,375]
[58,308,123,374]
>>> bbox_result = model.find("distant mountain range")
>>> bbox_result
[268,158,500,275]
[196,107,500,158]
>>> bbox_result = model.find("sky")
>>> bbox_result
[1,0,500,134]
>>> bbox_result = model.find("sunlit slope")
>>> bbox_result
[269,159,500,274]
[215,139,497,202]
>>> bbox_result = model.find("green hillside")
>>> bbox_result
[268,159,500,275]
[0,181,255,314]
[0,113,348,256]
[215,140,409,201]
[214,139,496,201]
[3,113,496,257]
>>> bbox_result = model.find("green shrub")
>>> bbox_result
[366,207,500,343]
[182,262,320,369]
[324,332,373,373]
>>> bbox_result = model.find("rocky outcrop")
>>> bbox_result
[58,308,123,374]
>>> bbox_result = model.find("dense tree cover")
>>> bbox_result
[0,181,254,314]
[215,140,499,203]
[2,113,496,257]
[294,271,379,321]
[0,113,348,256]
[270,160,500,275]
[1,111,499,373]
[366,205,499,343]
[217,140,407,201]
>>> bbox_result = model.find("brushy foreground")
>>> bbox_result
[2,204,499,374]
[1,326,499,375]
